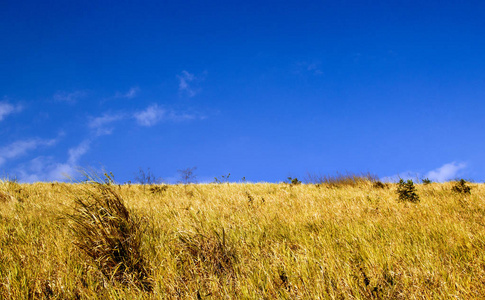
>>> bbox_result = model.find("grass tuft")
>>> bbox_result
[0,179,22,202]
[0,189,12,203]
[173,226,238,296]
[177,227,237,276]
[68,182,152,291]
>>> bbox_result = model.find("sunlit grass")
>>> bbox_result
[1,180,484,299]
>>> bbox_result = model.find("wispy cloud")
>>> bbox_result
[67,140,90,165]
[0,100,23,121]
[425,162,467,182]
[17,140,91,182]
[133,104,202,127]
[0,138,57,166]
[53,90,87,104]
[88,113,126,136]
[306,63,323,75]
[134,104,165,127]
[166,111,201,122]
[87,104,204,133]
[295,61,323,76]
[177,70,205,97]
[114,86,139,99]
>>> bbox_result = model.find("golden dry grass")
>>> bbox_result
[1,180,484,299]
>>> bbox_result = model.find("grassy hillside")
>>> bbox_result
[1,179,484,299]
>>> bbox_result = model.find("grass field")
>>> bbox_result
[1,179,484,299]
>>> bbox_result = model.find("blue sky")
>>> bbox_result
[1,1,484,183]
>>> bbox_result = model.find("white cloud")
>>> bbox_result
[46,163,78,181]
[166,110,200,122]
[382,162,468,183]
[89,114,124,128]
[177,70,204,97]
[45,140,90,181]
[17,157,75,182]
[115,87,139,99]
[133,104,203,127]
[86,105,203,134]
[0,100,23,121]
[88,113,126,136]
[53,90,86,104]
[425,162,466,182]
[134,104,166,127]
[0,138,57,166]
[16,140,90,182]
[67,140,90,165]
[178,71,194,89]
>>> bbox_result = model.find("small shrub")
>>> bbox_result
[134,168,160,185]
[245,191,254,205]
[149,185,168,194]
[373,181,386,189]
[68,182,152,290]
[279,269,290,290]
[396,179,420,203]
[452,179,471,194]
[134,168,162,193]
[287,177,301,186]
[178,167,198,184]
[214,173,231,184]
[422,178,432,185]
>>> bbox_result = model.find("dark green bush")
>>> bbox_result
[149,185,168,194]
[373,181,386,189]
[452,179,471,194]
[421,178,432,185]
[287,177,301,185]
[396,179,420,203]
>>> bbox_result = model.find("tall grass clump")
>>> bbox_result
[0,178,23,202]
[0,181,14,203]
[173,226,238,296]
[68,180,152,291]
[305,171,378,187]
